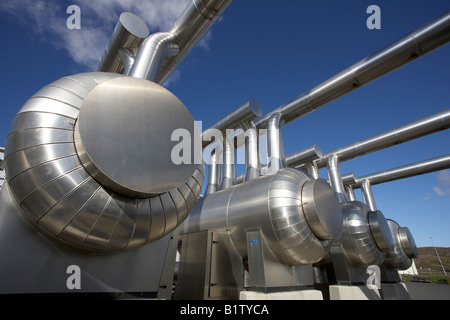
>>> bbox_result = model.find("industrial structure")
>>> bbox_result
[0,1,449,300]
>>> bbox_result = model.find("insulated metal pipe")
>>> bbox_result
[97,12,150,74]
[341,173,357,201]
[129,0,233,82]
[241,121,261,181]
[205,149,222,196]
[201,99,262,149]
[129,32,180,81]
[287,145,322,179]
[219,132,236,190]
[157,0,233,83]
[361,179,377,211]
[313,108,450,168]
[347,154,450,188]
[326,154,347,203]
[266,113,286,175]
[255,11,450,129]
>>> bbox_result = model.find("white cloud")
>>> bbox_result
[0,0,216,76]
[434,169,450,196]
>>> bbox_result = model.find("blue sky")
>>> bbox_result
[0,0,449,248]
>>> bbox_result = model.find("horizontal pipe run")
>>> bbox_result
[254,11,450,129]
[314,108,450,168]
[201,99,262,149]
[348,154,450,188]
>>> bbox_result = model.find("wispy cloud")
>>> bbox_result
[434,169,450,197]
[0,0,214,85]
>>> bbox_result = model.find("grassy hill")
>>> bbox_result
[402,247,450,284]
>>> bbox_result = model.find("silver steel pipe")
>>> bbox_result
[314,108,450,168]
[266,113,286,175]
[348,154,450,188]
[341,173,357,201]
[219,132,236,190]
[201,99,262,149]
[205,149,222,196]
[241,121,261,181]
[326,154,347,203]
[129,32,180,81]
[361,179,377,211]
[255,11,450,129]
[157,0,233,83]
[287,145,322,179]
[97,12,150,74]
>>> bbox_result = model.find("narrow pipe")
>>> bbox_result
[254,11,450,129]
[348,154,450,188]
[240,122,260,181]
[266,113,286,175]
[204,149,222,196]
[326,154,347,203]
[313,108,450,168]
[341,173,357,201]
[361,179,377,211]
[219,132,236,190]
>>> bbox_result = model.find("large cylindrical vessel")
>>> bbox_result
[384,220,418,270]
[183,167,343,265]
[4,72,203,252]
[338,201,394,267]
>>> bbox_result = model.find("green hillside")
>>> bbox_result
[402,247,450,284]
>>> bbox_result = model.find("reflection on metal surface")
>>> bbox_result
[384,220,418,270]
[4,72,204,252]
[183,167,343,265]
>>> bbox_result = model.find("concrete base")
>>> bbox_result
[240,289,323,300]
[380,283,411,300]
[329,285,381,300]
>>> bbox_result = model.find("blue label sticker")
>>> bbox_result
[250,239,258,246]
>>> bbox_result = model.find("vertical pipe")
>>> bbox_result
[345,185,356,202]
[361,179,377,211]
[304,161,320,179]
[219,132,236,190]
[205,149,222,196]
[241,122,260,181]
[266,113,286,175]
[129,32,180,81]
[326,154,347,203]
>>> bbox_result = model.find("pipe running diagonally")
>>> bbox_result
[254,10,450,129]
[313,108,450,169]
[347,154,450,188]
